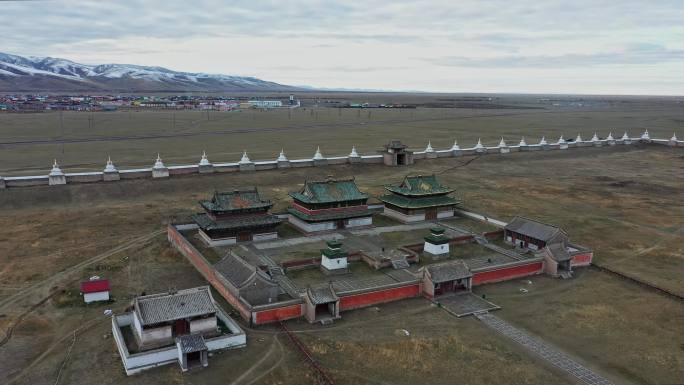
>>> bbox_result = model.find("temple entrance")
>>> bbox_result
[434,278,470,297]
[173,319,189,337]
[237,232,251,242]
[397,153,406,165]
[187,351,202,369]
[336,220,345,229]
[425,209,438,220]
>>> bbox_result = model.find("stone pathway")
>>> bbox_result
[475,313,614,385]
[436,293,500,317]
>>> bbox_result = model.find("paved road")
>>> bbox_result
[454,209,508,228]
[475,313,614,385]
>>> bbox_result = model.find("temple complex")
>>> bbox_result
[192,188,282,246]
[287,177,373,233]
[379,174,460,222]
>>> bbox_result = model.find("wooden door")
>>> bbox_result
[237,232,251,242]
[425,209,437,220]
[173,319,189,336]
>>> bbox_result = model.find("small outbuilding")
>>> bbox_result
[504,216,568,251]
[422,260,473,298]
[423,227,450,258]
[380,139,414,166]
[80,278,110,303]
[320,240,349,274]
[304,283,340,324]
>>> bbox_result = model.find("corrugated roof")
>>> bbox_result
[289,177,368,204]
[80,279,110,293]
[505,217,567,242]
[385,174,455,196]
[176,333,208,353]
[426,260,473,283]
[200,188,273,212]
[135,286,215,326]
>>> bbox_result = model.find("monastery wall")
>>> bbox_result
[4,132,678,189]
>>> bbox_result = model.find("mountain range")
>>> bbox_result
[0,52,300,92]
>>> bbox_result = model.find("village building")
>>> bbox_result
[380,139,414,166]
[111,286,246,375]
[192,188,282,246]
[320,240,349,274]
[504,216,593,277]
[379,174,460,222]
[80,277,110,303]
[421,260,473,298]
[287,177,373,233]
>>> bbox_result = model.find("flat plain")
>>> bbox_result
[0,94,682,385]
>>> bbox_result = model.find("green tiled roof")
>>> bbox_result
[378,193,459,209]
[385,174,455,196]
[287,207,373,222]
[289,177,368,204]
[193,213,282,231]
[200,188,273,213]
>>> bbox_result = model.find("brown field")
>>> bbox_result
[0,97,682,385]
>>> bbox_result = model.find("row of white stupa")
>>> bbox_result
[46,129,677,177]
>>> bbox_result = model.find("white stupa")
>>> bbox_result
[519,137,527,146]
[499,137,507,147]
[671,132,678,141]
[539,136,548,145]
[313,146,324,160]
[425,141,435,152]
[49,159,64,176]
[239,151,251,164]
[641,129,650,140]
[622,131,629,140]
[591,133,599,142]
[474,138,484,149]
[153,153,165,169]
[277,149,288,162]
[349,146,360,158]
[199,151,211,166]
[576,133,583,142]
[607,132,614,140]
[451,140,460,151]
[557,135,566,144]
[104,156,117,172]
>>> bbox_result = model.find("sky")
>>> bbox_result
[1,0,684,95]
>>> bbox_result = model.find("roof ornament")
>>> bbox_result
[425,141,435,153]
[474,138,484,149]
[104,156,117,172]
[671,132,678,141]
[519,137,527,146]
[641,129,650,140]
[499,137,507,147]
[591,132,599,142]
[622,131,629,140]
[49,159,64,176]
[539,136,548,145]
[153,153,165,169]
[277,149,288,162]
[349,146,359,158]
[239,150,251,164]
[199,151,211,166]
[576,133,583,142]
[313,146,324,160]
[451,140,460,151]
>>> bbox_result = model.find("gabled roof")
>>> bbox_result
[176,333,208,353]
[547,242,572,262]
[214,253,276,290]
[199,188,273,213]
[385,174,455,196]
[425,260,472,283]
[289,177,368,204]
[505,217,568,242]
[80,279,110,294]
[134,286,215,326]
[307,284,339,305]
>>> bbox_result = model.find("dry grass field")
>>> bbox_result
[0,97,682,385]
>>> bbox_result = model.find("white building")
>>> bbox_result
[248,100,283,108]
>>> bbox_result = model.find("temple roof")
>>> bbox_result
[176,333,208,353]
[288,207,373,222]
[193,213,282,231]
[505,216,568,242]
[289,177,368,204]
[425,260,473,283]
[379,193,459,209]
[213,253,276,291]
[547,242,572,262]
[385,175,455,196]
[307,284,339,305]
[200,188,273,213]
[134,286,215,326]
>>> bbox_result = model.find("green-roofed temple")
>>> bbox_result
[192,188,282,246]
[287,177,373,233]
[378,174,460,223]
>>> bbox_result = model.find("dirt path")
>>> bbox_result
[228,335,284,385]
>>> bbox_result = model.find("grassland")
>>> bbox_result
[0,97,682,385]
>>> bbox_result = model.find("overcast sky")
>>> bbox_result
[2,0,683,95]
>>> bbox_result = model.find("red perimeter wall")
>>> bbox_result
[571,252,593,266]
[339,284,421,311]
[253,303,303,325]
[472,261,543,285]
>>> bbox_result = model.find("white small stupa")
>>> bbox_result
[539,136,548,145]
[277,149,288,162]
[199,151,211,166]
[576,133,583,142]
[349,146,360,158]
[607,132,614,141]
[557,135,566,144]
[313,146,324,160]
[425,141,435,153]
[622,131,629,140]
[49,159,64,176]
[153,153,165,169]
[474,138,484,149]
[641,129,650,140]
[451,140,460,151]
[519,137,527,146]
[591,132,599,142]
[239,150,251,164]
[104,156,117,173]
[499,137,507,147]
[671,132,678,141]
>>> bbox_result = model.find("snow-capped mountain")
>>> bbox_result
[0,52,300,92]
